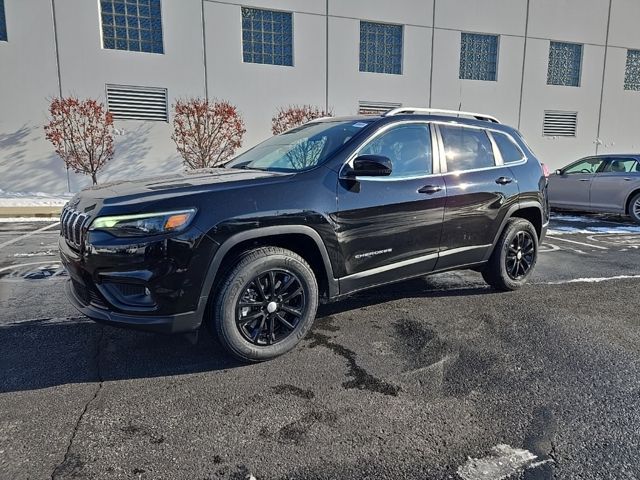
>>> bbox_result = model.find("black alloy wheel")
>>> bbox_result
[236,269,305,346]
[505,231,536,280]
[482,217,539,291]
[212,246,319,362]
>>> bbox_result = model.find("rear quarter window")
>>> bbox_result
[492,131,525,163]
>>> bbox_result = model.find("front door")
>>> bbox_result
[334,122,446,293]
[548,157,606,209]
[435,124,520,269]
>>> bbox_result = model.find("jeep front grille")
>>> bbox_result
[60,206,91,249]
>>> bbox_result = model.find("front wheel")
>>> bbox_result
[482,218,539,291]
[629,192,640,225]
[212,246,319,362]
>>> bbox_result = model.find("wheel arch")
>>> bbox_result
[625,188,640,215]
[484,202,544,261]
[201,226,338,308]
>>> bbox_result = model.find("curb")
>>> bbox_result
[0,206,62,218]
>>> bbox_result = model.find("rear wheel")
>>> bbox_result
[629,192,640,225]
[482,218,538,291]
[212,246,318,362]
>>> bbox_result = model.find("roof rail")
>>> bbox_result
[383,107,501,124]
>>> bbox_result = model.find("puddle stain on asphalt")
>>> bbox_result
[392,318,501,397]
[266,409,339,444]
[306,331,401,396]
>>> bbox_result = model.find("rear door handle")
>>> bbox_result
[495,176,513,185]
[578,178,591,182]
[418,185,443,194]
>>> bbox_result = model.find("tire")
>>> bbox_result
[629,192,640,225]
[482,218,539,291]
[211,246,319,362]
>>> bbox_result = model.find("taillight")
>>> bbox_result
[541,163,550,178]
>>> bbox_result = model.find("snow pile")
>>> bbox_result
[0,189,72,207]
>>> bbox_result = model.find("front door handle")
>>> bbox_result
[418,185,443,194]
[495,176,513,185]
[578,178,591,182]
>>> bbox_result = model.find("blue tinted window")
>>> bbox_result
[624,49,640,91]
[241,7,293,66]
[547,41,582,87]
[459,33,498,81]
[359,21,403,75]
[0,0,7,41]
[100,0,164,54]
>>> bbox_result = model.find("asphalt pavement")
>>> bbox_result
[1,213,640,479]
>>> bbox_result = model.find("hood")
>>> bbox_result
[70,168,292,213]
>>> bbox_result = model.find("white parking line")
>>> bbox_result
[546,235,608,250]
[0,222,59,250]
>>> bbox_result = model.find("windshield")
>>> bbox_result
[226,120,374,172]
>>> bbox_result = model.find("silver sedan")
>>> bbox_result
[548,155,640,224]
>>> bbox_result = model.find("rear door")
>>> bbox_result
[547,157,606,209]
[435,124,520,269]
[590,157,640,213]
[334,122,446,292]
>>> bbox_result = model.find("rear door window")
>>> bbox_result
[439,125,496,171]
[601,158,639,173]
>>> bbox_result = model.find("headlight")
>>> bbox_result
[89,209,197,237]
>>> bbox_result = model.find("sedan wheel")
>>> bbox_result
[630,192,640,225]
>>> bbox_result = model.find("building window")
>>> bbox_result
[0,0,7,42]
[459,33,499,81]
[100,0,164,54]
[624,49,640,91]
[359,21,403,75]
[547,41,582,87]
[241,7,293,66]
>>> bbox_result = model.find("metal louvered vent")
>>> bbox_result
[358,101,402,116]
[106,84,168,121]
[543,110,578,137]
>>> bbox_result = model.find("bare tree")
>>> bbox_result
[172,99,246,169]
[44,97,114,185]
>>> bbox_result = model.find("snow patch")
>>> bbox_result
[546,275,640,284]
[548,225,640,235]
[457,444,550,480]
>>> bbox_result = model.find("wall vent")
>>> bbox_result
[543,110,578,137]
[106,84,168,121]
[358,101,402,116]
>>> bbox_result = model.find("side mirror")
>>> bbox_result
[554,169,562,176]
[345,155,393,178]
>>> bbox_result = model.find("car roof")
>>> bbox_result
[318,114,519,135]
[592,154,640,158]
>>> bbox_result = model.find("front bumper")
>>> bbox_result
[58,223,217,334]
[65,279,205,333]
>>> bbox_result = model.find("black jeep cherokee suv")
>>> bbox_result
[59,108,548,361]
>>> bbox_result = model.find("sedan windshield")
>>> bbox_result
[226,120,373,172]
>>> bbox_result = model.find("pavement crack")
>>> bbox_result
[50,325,105,480]
[307,332,400,396]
